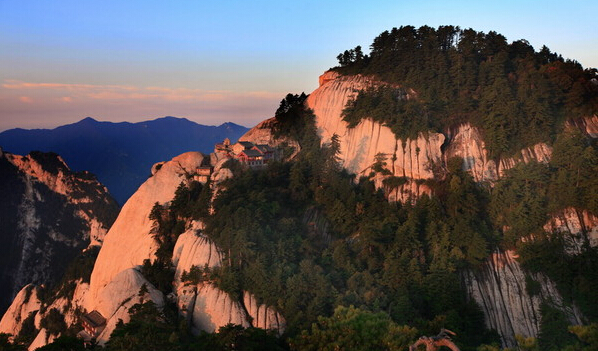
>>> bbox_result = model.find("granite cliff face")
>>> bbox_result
[304,71,559,185]
[172,222,286,334]
[87,152,207,304]
[464,208,598,348]
[0,149,118,315]
[463,250,584,347]
[0,285,41,340]
[1,151,285,348]
[240,70,598,346]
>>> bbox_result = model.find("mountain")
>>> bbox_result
[0,117,249,205]
[1,26,598,350]
[0,149,119,316]
[0,151,285,348]
[301,71,598,346]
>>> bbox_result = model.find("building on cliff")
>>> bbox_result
[214,139,277,167]
[78,310,106,342]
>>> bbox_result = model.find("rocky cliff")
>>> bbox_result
[1,150,285,348]
[172,222,286,334]
[0,149,118,315]
[239,70,598,346]
[87,152,207,304]
[463,250,584,347]
[304,71,559,185]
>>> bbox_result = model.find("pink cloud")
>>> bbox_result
[3,80,282,103]
[19,96,33,103]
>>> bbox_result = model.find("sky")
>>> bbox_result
[1,0,597,132]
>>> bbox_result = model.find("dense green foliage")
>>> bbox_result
[337,25,598,159]
[105,301,286,351]
[166,97,499,350]
[40,308,67,337]
[292,305,417,351]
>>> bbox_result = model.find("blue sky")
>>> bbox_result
[1,0,596,131]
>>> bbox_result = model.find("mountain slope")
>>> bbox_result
[238,67,598,347]
[0,117,249,204]
[0,151,285,348]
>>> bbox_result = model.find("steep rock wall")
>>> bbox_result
[172,222,223,282]
[544,208,598,251]
[172,223,285,334]
[0,285,41,338]
[445,124,552,182]
[0,151,118,314]
[88,152,206,305]
[306,71,445,178]
[94,268,164,345]
[463,250,583,348]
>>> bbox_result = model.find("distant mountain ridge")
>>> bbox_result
[0,117,249,204]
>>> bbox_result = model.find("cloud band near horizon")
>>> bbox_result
[0,79,287,131]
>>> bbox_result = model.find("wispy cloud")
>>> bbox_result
[2,80,282,103]
[0,79,287,131]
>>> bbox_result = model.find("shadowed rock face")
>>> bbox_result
[0,150,118,315]
[463,250,584,348]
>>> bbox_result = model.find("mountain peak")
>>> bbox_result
[78,117,98,124]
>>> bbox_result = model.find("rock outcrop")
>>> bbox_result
[94,268,164,344]
[567,115,598,138]
[464,250,583,348]
[172,222,286,334]
[544,208,598,252]
[0,285,41,339]
[239,117,301,160]
[88,151,207,305]
[172,223,223,282]
[0,151,118,315]
[445,124,553,182]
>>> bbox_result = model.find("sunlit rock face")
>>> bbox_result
[445,123,552,182]
[306,71,557,184]
[544,208,598,252]
[172,222,286,335]
[0,150,118,314]
[93,268,164,345]
[88,151,207,305]
[567,115,598,138]
[0,285,41,339]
